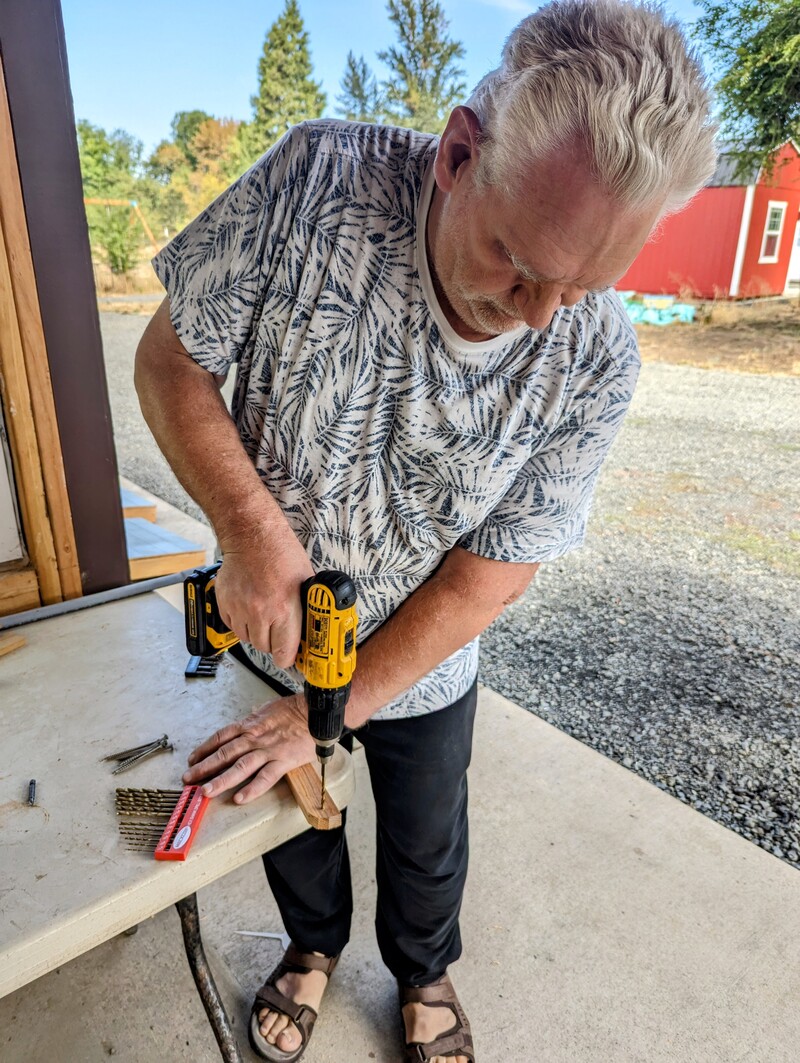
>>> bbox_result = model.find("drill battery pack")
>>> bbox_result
[183,562,240,658]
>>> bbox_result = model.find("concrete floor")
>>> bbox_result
[3,485,798,1062]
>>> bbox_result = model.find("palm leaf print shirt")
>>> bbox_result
[153,120,640,720]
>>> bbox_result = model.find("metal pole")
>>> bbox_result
[0,570,191,631]
[175,892,243,1063]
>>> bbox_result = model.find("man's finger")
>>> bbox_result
[269,611,301,669]
[183,736,251,784]
[233,760,288,804]
[187,722,246,766]
[196,749,270,798]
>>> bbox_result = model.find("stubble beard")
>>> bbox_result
[449,248,524,336]
[450,270,524,335]
[430,191,524,339]
[460,293,523,336]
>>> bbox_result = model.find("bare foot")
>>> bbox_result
[257,953,332,1055]
[402,998,471,1063]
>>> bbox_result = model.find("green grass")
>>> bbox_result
[714,524,800,576]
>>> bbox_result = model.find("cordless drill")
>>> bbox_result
[183,563,358,806]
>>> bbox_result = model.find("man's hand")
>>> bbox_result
[183,694,315,804]
[215,530,315,669]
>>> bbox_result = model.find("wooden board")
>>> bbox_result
[285,761,343,830]
[125,517,205,580]
[0,567,39,617]
[0,55,81,600]
[120,487,157,523]
[0,632,26,656]
[0,210,61,604]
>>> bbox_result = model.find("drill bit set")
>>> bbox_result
[185,653,224,678]
[115,785,210,860]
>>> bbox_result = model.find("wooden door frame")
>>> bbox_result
[0,0,128,595]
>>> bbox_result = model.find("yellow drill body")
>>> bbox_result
[184,565,357,808]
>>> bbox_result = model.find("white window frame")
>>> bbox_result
[758,200,787,264]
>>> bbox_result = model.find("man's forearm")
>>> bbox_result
[134,302,285,549]
[345,550,538,728]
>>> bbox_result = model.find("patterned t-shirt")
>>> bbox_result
[152,119,640,720]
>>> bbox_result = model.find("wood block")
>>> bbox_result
[120,487,157,522]
[0,567,39,617]
[124,518,205,581]
[285,762,342,830]
[0,632,25,656]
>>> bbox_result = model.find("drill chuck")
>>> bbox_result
[307,682,349,759]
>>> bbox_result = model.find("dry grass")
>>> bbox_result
[93,254,163,296]
[636,297,800,376]
[97,300,162,315]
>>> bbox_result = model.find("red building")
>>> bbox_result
[617,141,800,299]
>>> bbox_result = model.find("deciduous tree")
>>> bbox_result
[694,0,800,178]
[76,120,146,273]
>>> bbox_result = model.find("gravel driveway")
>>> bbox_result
[101,311,800,869]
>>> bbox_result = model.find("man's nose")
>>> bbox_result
[512,282,565,331]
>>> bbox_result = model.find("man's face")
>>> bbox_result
[427,133,662,340]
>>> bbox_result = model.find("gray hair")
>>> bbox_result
[467,0,718,216]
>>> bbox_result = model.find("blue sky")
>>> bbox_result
[62,0,703,157]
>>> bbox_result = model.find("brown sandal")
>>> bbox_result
[400,974,475,1062]
[248,944,340,1062]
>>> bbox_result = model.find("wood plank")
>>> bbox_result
[0,632,26,656]
[0,216,61,605]
[0,567,39,617]
[124,517,206,579]
[123,504,158,523]
[0,55,81,600]
[284,762,343,830]
[120,487,157,522]
[129,551,207,581]
[124,517,203,558]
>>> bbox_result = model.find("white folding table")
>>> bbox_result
[0,590,354,1061]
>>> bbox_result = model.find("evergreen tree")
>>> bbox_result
[378,0,466,134]
[694,1,800,179]
[337,52,383,123]
[250,0,326,152]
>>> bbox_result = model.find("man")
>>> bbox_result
[136,2,716,1059]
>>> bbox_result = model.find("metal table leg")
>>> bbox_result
[176,892,243,1063]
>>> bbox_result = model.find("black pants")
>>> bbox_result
[258,677,478,987]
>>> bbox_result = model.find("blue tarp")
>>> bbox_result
[619,293,696,326]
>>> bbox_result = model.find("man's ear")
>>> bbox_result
[434,106,483,193]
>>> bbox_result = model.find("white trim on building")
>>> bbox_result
[730,185,756,297]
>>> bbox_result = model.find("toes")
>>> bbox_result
[257,1008,276,1038]
[277,1023,301,1052]
[256,1009,300,1051]
[274,1024,299,1050]
[265,1012,288,1044]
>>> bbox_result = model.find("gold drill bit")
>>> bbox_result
[320,761,327,811]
